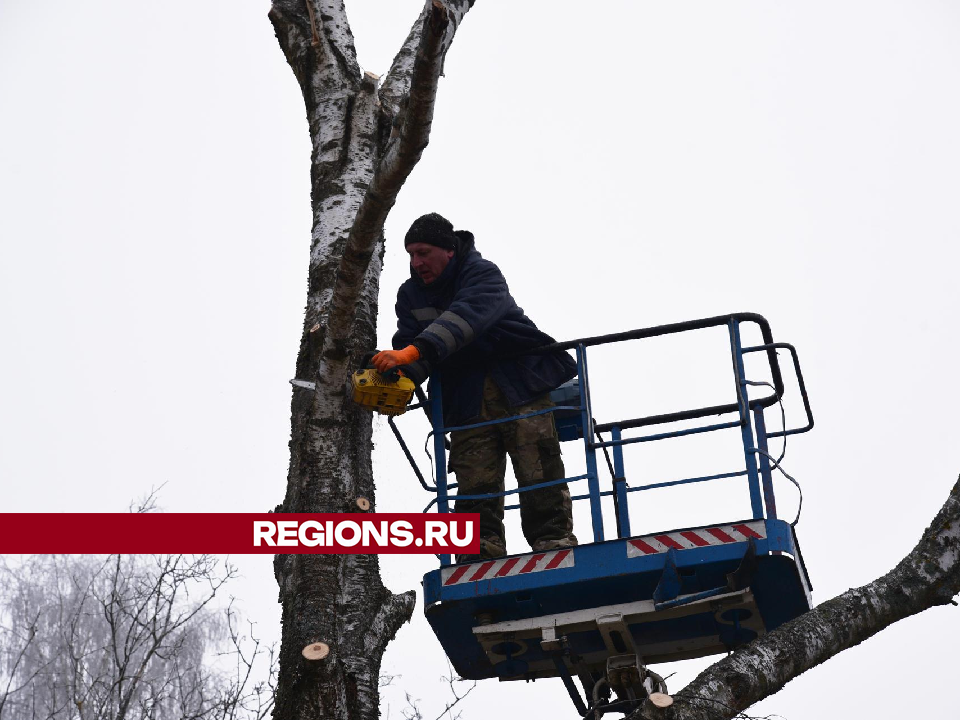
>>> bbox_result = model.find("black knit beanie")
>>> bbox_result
[404,213,461,250]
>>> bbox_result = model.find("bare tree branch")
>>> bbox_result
[0,610,45,719]
[379,7,429,118]
[432,662,476,720]
[216,602,278,720]
[0,555,269,720]
[634,475,960,720]
[129,483,167,514]
[363,589,417,658]
[319,0,474,364]
[396,661,476,720]
[313,0,361,83]
[269,0,360,96]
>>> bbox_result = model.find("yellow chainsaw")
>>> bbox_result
[350,352,416,415]
[289,352,416,415]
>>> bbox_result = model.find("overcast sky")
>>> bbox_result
[2,1,959,718]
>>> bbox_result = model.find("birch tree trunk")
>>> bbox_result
[266,2,473,719]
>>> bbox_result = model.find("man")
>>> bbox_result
[372,213,578,560]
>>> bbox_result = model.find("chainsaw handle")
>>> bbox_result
[360,350,403,381]
[381,367,402,383]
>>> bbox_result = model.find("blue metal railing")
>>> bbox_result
[386,313,814,565]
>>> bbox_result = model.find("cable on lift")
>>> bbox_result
[743,378,788,467]
[593,425,618,479]
[754,447,803,526]
[743,378,803,526]
[594,421,628,536]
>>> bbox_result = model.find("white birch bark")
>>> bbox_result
[267,2,473,719]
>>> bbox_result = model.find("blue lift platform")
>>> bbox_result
[387,313,814,715]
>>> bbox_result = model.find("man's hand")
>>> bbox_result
[371,345,420,373]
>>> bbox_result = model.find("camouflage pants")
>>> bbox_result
[449,376,577,557]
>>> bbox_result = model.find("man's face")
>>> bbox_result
[407,242,454,284]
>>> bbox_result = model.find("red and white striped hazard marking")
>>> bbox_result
[441,549,574,586]
[626,521,765,558]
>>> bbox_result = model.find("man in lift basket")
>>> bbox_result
[373,213,579,561]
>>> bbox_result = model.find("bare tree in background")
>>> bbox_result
[266,2,960,719]
[0,555,276,720]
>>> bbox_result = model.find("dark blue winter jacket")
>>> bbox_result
[392,235,577,427]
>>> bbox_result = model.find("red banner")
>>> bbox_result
[0,514,480,554]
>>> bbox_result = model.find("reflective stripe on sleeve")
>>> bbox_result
[425,323,459,353]
[437,310,475,344]
[412,307,440,322]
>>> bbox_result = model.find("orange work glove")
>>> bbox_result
[371,345,420,373]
